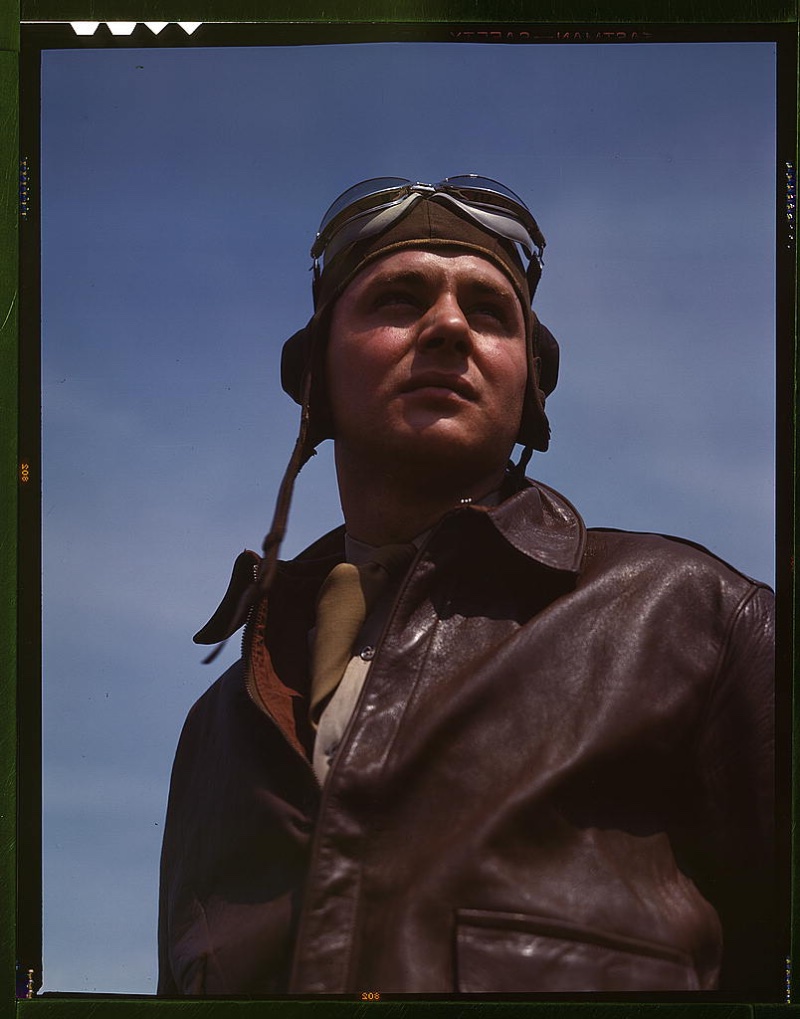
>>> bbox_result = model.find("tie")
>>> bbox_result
[310,543,415,726]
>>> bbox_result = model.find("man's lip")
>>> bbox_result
[401,373,477,400]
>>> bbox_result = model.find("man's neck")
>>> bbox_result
[334,446,508,546]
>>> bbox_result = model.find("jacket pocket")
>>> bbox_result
[454,908,701,992]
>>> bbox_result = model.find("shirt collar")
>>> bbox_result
[343,488,504,565]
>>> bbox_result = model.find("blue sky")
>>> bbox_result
[38,38,776,992]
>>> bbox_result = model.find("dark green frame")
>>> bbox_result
[6,2,798,1017]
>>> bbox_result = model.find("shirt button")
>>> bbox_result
[359,645,376,661]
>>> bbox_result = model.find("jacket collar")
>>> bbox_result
[474,477,587,574]
[279,477,586,580]
[194,478,585,646]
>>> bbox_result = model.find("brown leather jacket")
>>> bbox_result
[158,480,777,996]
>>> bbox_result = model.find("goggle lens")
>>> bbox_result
[318,177,414,234]
[312,175,545,269]
[442,174,529,206]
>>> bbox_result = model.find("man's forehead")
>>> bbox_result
[347,247,520,294]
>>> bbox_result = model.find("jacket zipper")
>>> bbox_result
[239,560,259,660]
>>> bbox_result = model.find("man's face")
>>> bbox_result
[326,248,528,480]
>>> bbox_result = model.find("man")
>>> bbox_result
[158,177,776,996]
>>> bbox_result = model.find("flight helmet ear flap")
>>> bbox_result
[281,313,336,454]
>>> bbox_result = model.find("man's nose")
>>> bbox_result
[416,292,472,355]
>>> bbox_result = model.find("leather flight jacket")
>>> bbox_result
[158,480,777,996]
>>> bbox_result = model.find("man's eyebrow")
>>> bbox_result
[466,279,517,302]
[364,268,430,289]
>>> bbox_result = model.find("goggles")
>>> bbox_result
[310,175,546,280]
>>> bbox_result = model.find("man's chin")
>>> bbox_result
[377,427,513,484]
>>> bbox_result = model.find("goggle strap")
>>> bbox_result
[431,193,537,260]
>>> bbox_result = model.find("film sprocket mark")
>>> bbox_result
[448,28,654,41]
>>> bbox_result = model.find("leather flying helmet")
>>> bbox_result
[281,176,560,461]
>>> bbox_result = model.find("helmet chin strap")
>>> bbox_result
[257,370,316,588]
[199,371,317,665]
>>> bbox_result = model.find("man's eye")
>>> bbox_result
[470,304,507,324]
[374,291,417,309]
